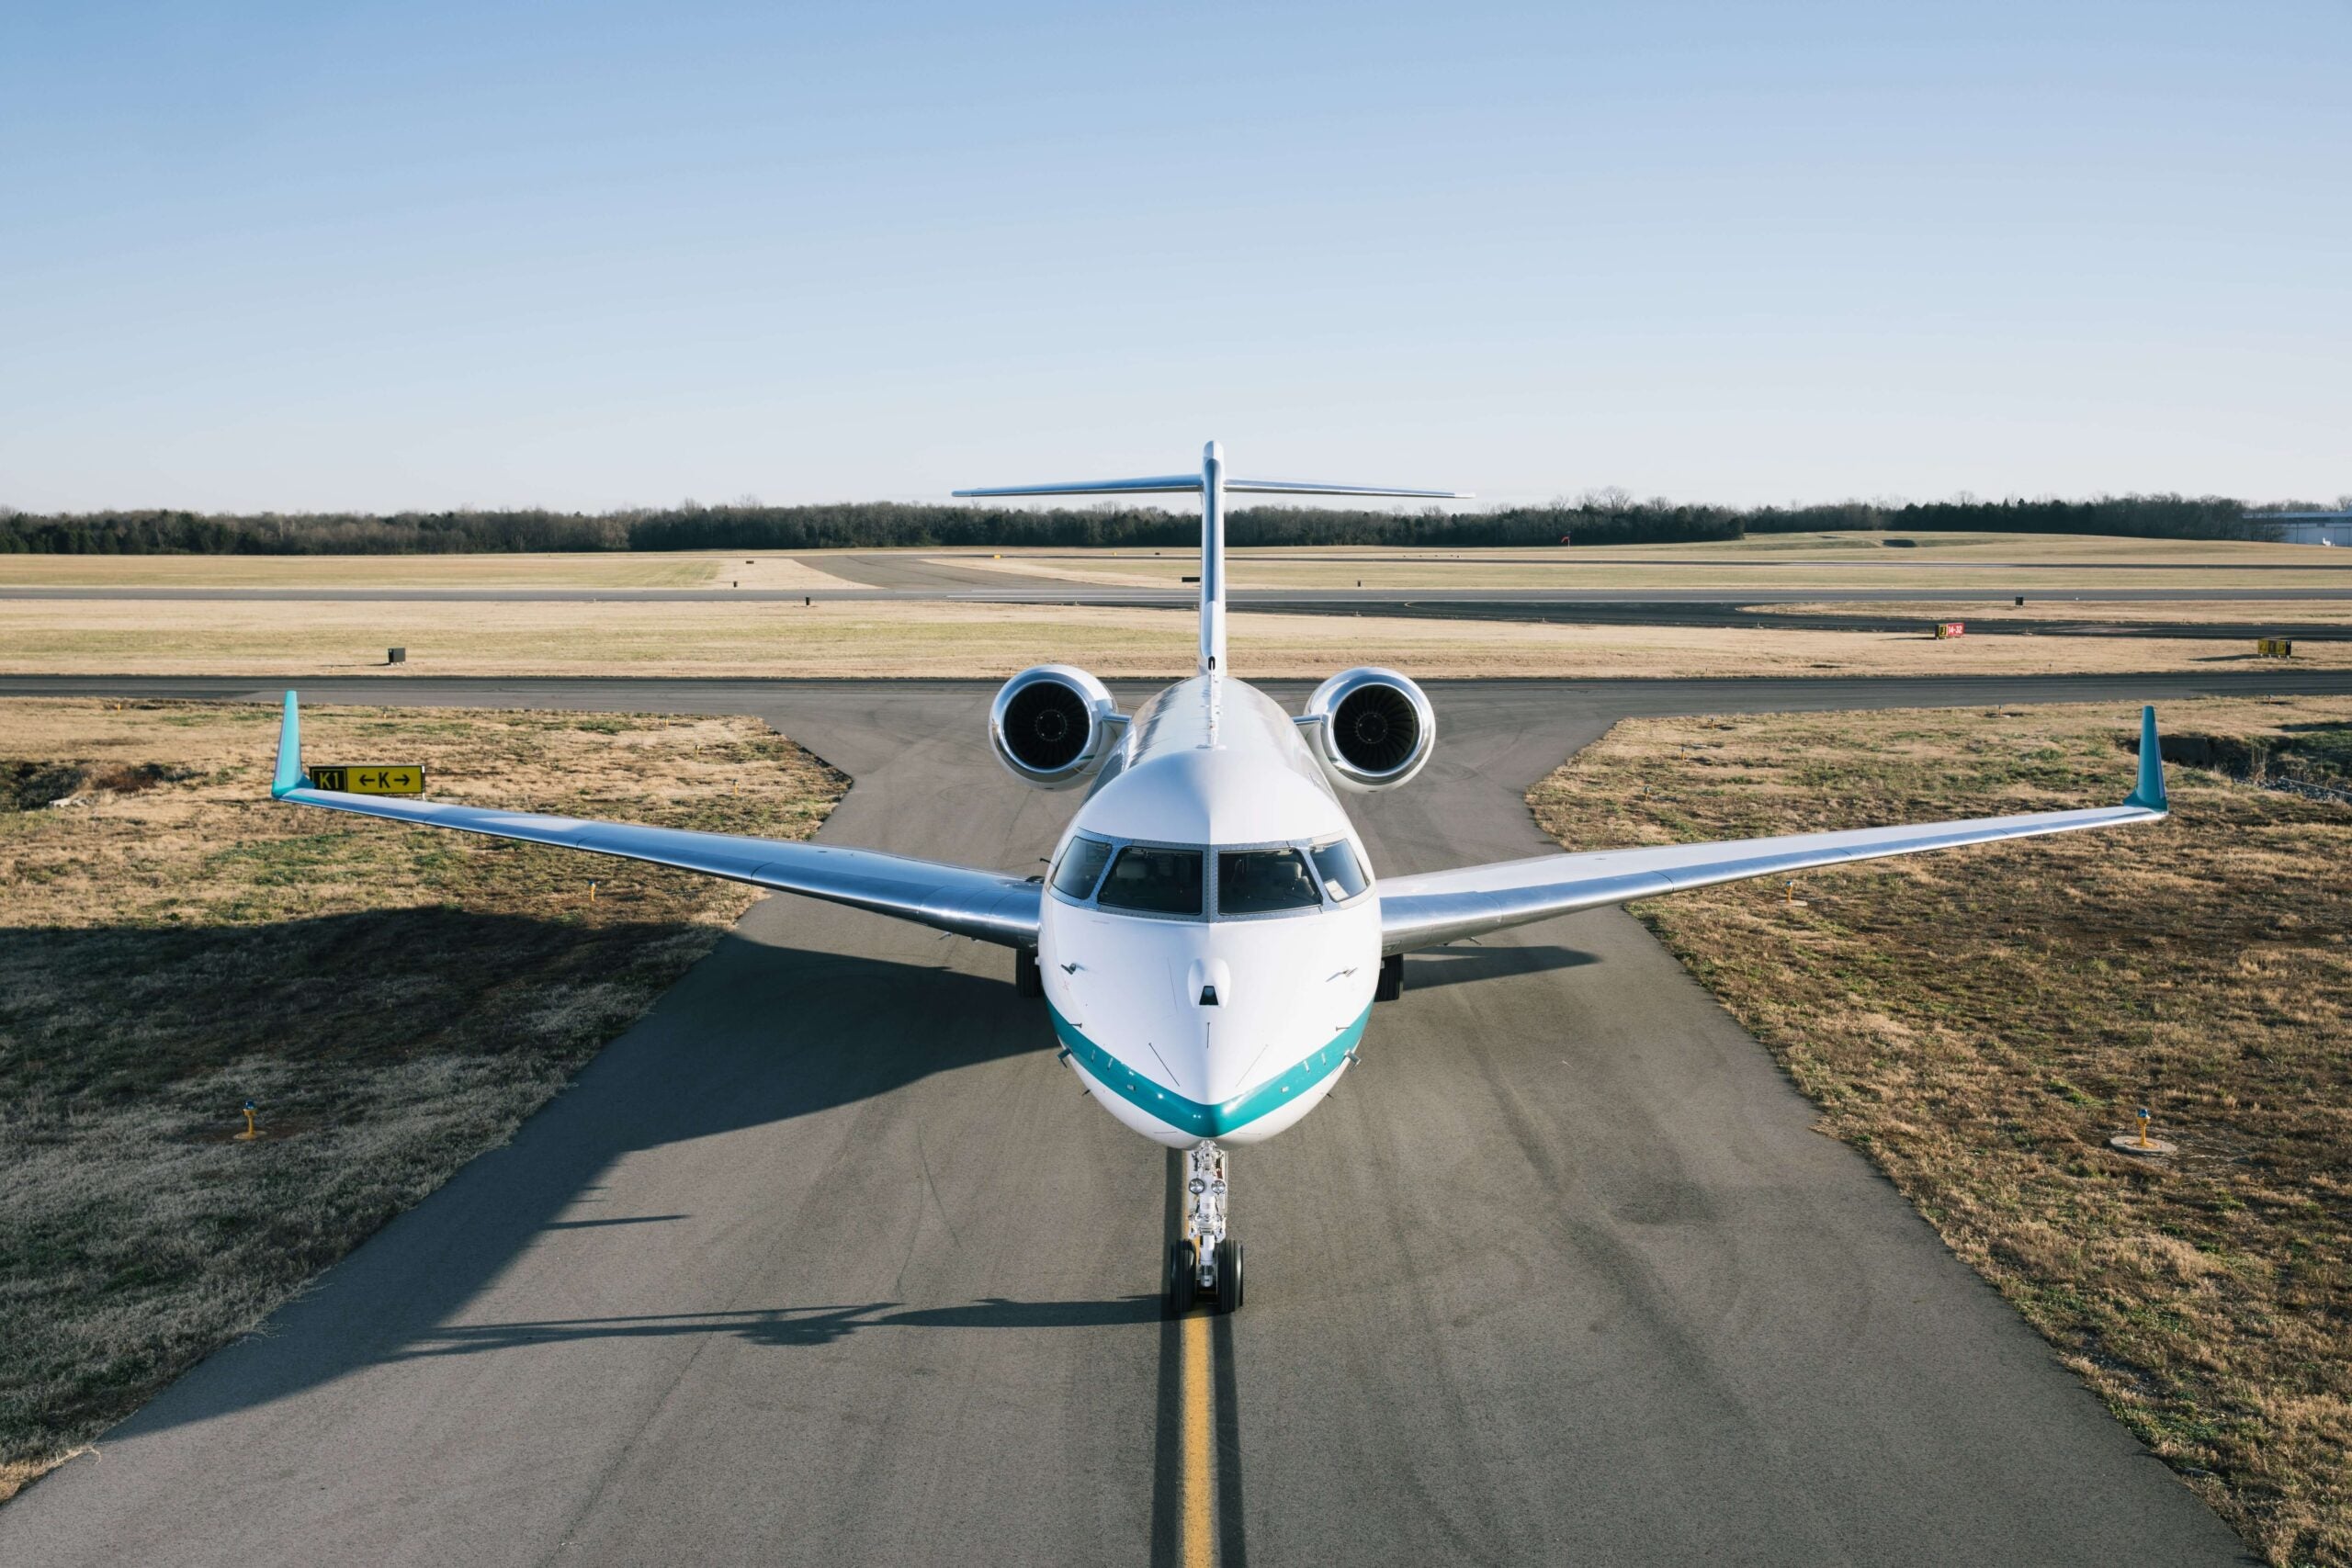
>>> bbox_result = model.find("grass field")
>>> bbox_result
[8,534,2351,595]
[0,552,859,591]
[4,597,2347,681]
[1531,698,2352,1566]
[0,700,846,1505]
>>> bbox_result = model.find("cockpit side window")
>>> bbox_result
[1308,839,1369,901]
[1097,846,1204,916]
[1050,836,1115,900]
[1217,849,1323,915]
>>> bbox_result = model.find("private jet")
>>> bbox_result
[266,441,2170,1314]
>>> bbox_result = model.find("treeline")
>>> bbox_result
[0,492,2280,555]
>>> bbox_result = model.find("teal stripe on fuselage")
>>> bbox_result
[1049,1001,1369,1137]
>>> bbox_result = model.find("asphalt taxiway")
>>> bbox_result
[0,672,2303,1565]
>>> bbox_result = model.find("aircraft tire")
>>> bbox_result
[1374,953,1404,1002]
[1015,948,1045,998]
[1215,1239,1244,1314]
[1167,1241,1198,1316]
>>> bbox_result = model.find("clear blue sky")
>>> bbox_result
[3,1,2345,513]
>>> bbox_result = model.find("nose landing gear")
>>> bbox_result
[1166,1140,1244,1315]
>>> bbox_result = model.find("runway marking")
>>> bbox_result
[1182,1311,1214,1568]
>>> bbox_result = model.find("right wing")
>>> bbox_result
[266,693,1040,947]
[1379,705,2170,954]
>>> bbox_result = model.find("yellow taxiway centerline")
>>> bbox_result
[1182,1310,1214,1567]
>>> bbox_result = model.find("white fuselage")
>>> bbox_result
[1037,674,1382,1147]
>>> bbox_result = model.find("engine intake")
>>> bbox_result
[989,665,1120,788]
[1303,667,1434,790]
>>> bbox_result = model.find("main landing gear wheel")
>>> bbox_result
[1166,1241,1199,1316]
[1014,947,1045,998]
[1374,952,1404,1002]
[1215,1239,1244,1314]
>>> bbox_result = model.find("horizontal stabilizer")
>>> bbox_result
[953,443,1468,677]
[953,476,1471,501]
[1226,479,1472,499]
[954,475,1204,498]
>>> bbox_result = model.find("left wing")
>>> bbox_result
[266,693,1040,947]
[1379,705,2169,954]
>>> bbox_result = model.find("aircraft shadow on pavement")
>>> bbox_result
[101,926,1059,1442]
[1405,942,1600,989]
[378,1296,1165,1358]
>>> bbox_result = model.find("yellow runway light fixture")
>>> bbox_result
[2109,1105,2177,1157]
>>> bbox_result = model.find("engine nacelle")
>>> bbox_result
[989,665,1121,788]
[1302,667,1435,791]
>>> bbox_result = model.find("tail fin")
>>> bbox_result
[956,444,1470,676]
[2125,705,2167,814]
[271,690,307,797]
[1201,441,1227,673]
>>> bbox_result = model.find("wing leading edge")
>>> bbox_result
[1378,705,2170,955]
[266,693,1040,946]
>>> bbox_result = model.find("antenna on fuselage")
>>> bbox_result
[954,446,1471,678]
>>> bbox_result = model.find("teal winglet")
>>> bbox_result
[2125,704,2167,813]
[271,690,307,797]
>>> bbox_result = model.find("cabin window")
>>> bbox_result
[1216,849,1323,915]
[1097,846,1205,916]
[1050,836,1115,900]
[1309,839,1369,901]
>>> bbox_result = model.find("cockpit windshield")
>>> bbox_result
[1057,838,1360,919]
[1308,839,1368,901]
[1050,836,1114,899]
[1216,849,1322,914]
[1096,846,1204,916]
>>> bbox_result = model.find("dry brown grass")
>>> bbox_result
[0,699,846,1504]
[4,597,2347,681]
[10,534,2348,594]
[1753,599,2352,627]
[1530,698,2352,1566]
[0,553,863,591]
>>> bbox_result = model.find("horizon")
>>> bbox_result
[10,487,2347,525]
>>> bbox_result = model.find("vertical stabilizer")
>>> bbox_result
[1199,441,1226,675]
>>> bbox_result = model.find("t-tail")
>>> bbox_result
[955,442,1469,674]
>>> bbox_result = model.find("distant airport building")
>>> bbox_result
[2250,511,2352,547]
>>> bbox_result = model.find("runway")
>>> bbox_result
[9,583,2352,604]
[1,672,2301,1566]
[8,579,2352,644]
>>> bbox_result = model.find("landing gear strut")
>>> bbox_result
[1167,1141,1243,1315]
